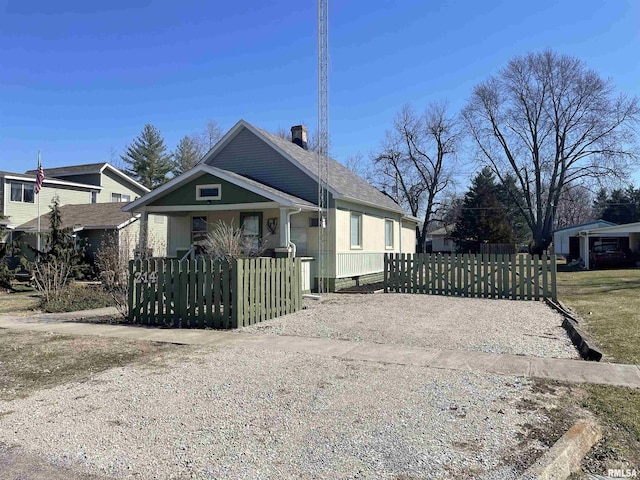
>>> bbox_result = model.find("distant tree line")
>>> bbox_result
[368,49,639,253]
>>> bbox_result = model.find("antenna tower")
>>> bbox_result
[317,0,329,293]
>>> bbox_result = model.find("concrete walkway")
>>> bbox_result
[1,313,639,388]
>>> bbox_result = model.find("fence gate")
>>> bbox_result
[128,257,303,328]
[384,253,557,301]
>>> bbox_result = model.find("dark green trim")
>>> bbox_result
[240,211,263,239]
[149,173,270,207]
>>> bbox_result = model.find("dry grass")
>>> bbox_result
[0,290,41,315]
[556,268,640,364]
[0,329,178,401]
[555,268,640,476]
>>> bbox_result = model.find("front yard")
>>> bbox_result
[557,268,640,477]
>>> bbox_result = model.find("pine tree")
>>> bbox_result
[121,124,172,188]
[172,135,202,176]
[453,167,515,253]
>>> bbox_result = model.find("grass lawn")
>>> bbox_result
[556,268,640,364]
[0,290,42,315]
[556,268,640,476]
[0,329,178,401]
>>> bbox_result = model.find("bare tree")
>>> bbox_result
[554,184,595,229]
[371,103,460,251]
[195,120,223,157]
[463,50,640,252]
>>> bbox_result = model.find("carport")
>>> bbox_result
[578,221,640,269]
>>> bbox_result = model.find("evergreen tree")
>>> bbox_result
[495,174,531,243]
[121,124,172,188]
[597,186,640,224]
[591,188,609,220]
[452,167,515,253]
[172,135,202,176]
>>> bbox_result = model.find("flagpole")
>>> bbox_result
[37,150,41,252]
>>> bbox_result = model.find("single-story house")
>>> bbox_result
[14,202,167,263]
[552,220,617,261]
[123,120,419,291]
[427,225,456,253]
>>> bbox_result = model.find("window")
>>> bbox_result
[240,212,263,253]
[111,193,131,203]
[385,219,394,249]
[309,215,320,228]
[196,184,221,201]
[350,213,362,248]
[10,182,35,203]
[91,191,98,203]
[191,216,208,244]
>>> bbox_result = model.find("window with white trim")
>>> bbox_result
[10,182,35,203]
[385,219,394,249]
[111,193,131,203]
[91,191,98,203]
[196,184,221,201]
[350,213,362,248]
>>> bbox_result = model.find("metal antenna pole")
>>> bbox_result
[317,0,329,293]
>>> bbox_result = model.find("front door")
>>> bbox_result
[240,212,263,254]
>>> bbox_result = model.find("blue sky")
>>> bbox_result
[1,0,638,185]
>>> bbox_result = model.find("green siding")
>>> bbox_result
[149,173,270,207]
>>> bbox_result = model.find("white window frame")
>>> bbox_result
[350,212,363,249]
[91,191,98,203]
[111,193,131,203]
[9,182,35,204]
[385,219,394,249]
[196,184,222,201]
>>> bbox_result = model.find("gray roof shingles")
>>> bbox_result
[25,162,108,177]
[17,202,137,231]
[251,124,404,213]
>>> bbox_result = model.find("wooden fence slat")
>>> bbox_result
[541,255,548,300]
[222,260,231,329]
[525,255,532,300]
[533,255,540,301]
[551,254,557,302]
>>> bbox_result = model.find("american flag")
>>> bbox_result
[35,159,45,194]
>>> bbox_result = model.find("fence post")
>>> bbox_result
[550,254,557,302]
[383,254,388,293]
[127,260,135,322]
[231,259,241,328]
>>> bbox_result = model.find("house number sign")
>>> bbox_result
[134,271,158,284]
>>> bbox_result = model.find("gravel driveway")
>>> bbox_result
[241,294,577,358]
[0,345,549,479]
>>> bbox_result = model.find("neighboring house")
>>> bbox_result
[123,120,419,291]
[428,225,457,253]
[552,220,616,261]
[1,162,167,260]
[15,202,166,262]
[566,221,640,269]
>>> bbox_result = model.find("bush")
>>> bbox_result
[41,283,115,313]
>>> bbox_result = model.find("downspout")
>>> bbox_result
[286,208,302,257]
[399,214,403,254]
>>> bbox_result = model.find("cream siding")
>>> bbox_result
[5,180,91,227]
[97,169,146,203]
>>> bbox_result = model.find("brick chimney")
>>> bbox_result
[290,125,308,150]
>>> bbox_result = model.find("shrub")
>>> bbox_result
[41,283,114,313]
[203,219,265,262]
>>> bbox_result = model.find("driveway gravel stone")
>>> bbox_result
[0,345,548,479]
[242,294,577,359]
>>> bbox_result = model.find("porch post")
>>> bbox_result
[275,207,291,258]
[582,232,590,269]
[139,211,149,257]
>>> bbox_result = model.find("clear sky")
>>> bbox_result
[1,0,638,183]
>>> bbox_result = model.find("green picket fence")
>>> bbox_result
[384,253,557,301]
[128,257,302,328]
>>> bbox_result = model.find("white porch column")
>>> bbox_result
[275,207,291,258]
[278,207,289,247]
[582,233,590,269]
